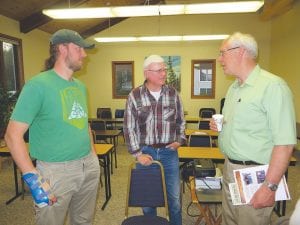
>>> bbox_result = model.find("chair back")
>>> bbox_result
[97,107,111,119]
[115,109,125,118]
[199,108,216,118]
[188,132,212,147]
[125,161,169,219]
[90,120,106,131]
[198,120,210,130]
[100,110,112,119]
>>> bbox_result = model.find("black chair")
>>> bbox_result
[189,132,212,148]
[115,109,125,140]
[97,108,113,130]
[96,107,111,118]
[199,120,210,130]
[121,161,169,225]
[90,120,107,143]
[115,109,125,118]
[199,108,216,118]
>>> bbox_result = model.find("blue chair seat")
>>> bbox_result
[121,215,169,225]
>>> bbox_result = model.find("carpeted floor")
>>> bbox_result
[0,140,299,225]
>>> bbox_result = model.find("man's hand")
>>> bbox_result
[209,119,218,131]
[166,142,181,150]
[249,185,275,209]
[136,154,153,166]
[22,171,57,208]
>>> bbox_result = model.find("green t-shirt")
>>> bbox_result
[11,70,91,162]
[219,65,297,164]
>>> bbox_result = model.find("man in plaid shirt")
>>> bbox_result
[123,55,186,225]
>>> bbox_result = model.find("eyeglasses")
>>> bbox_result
[219,46,240,56]
[147,68,167,73]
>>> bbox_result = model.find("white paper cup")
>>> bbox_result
[212,114,224,132]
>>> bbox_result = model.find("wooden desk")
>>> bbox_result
[178,147,224,160]
[178,146,297,217]
[0,145,23,204]
[185,129,219,138]
[94,130,121,174]
[95,144,114,210]
[185,116,211,124]
[89,118,124,130]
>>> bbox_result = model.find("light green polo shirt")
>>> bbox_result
[219,65,296,164]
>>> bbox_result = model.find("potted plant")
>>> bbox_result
[0,86,18,139]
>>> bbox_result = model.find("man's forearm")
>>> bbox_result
[5,121,36,173]
[266,145,294,184]
[5,136,35,173]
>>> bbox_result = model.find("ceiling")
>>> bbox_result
[0,0,295,38]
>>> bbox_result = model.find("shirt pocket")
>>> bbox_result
[137,106,152,125]
[163,106,176,122]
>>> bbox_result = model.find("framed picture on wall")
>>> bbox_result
[112,61,134,99]
[191,59,216,99]
[162,56,181,92]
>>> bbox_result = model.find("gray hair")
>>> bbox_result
[143,55,164,69]
[226,32,258,59]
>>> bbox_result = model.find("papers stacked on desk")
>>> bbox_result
[196,177,222,190]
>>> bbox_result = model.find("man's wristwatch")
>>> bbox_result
[263,180,278,191]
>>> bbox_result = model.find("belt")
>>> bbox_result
[148,143,172,149]
[228,158,262,165]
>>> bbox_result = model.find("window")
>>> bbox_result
[191,59,216,99]
[0,33,24,93]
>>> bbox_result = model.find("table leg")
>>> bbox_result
[6,162,23,205]
[113,136,117,169]
[100,153,111,210]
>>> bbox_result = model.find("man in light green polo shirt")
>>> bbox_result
[211,32,296,225]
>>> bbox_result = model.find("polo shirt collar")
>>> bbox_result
[233,64,260,88]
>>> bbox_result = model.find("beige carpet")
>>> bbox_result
[0,140,299,225]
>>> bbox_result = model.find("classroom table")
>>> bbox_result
[185,129,219,138]
[94,130,121,174]
[178,146,297,217]
[94,143,114,210]
[185,116,211,124]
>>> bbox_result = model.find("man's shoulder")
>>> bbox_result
[27,70,54,84]
[259,67,286,85]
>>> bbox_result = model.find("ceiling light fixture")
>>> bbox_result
[94,35,229,43]
[43,1,264,19]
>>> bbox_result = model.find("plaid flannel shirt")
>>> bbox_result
[123,83,186,155]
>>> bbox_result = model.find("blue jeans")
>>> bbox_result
[140,145,182,225]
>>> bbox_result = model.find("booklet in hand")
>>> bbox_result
[229,164,290,205]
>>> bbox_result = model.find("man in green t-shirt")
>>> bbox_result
[211,32,296,225]
[5,29,100,225]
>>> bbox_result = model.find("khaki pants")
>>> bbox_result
[35,152,100,225]
[222,158,274,225]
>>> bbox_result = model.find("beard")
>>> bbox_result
[65,54,82,72]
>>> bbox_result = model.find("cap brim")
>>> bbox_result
[76,41,95,49]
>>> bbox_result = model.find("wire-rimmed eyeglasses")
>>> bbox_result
[147,68,167,73]
[219,47,240,57]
